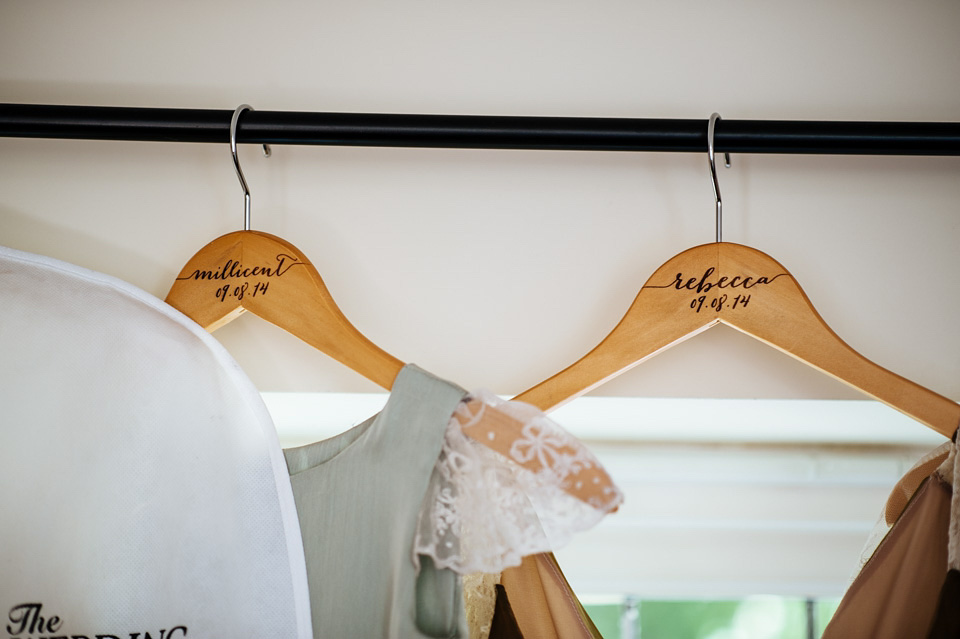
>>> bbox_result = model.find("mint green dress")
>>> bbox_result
[284,364,469,638]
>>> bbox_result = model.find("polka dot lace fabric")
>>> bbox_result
[414,389,623,574]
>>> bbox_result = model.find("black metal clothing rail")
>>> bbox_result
[2,103,960,156]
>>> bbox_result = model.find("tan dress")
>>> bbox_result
[823,441,960,639]
[497,553,602,639]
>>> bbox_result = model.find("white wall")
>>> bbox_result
[2,0,960,598]
[2,0,959,402]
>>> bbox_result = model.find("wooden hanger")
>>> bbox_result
[513,241,960,437]
[166,228,405,388]
[514,115,960,439]
[165,106,618,508]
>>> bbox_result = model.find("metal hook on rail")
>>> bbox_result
[230,104,272,231]
[707,113,731,243]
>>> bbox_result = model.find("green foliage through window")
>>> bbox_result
[582,596,842,639]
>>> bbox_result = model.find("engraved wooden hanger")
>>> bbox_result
[165,106,617,506]
[165,106,403,389]
[513,114,960,438]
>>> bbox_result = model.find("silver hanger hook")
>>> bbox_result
[230,104,272,231]
[707,113,732,243]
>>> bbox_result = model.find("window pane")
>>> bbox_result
[815,598,842,635]
[582,602,622,639]
[584,597,815,639]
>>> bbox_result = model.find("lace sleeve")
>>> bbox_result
[414,389,623,575]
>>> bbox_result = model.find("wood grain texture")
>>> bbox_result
[516,242,960,438]
[166,230,619,506]
[166,230,405,389]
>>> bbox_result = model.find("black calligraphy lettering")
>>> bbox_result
[176,253,304,282]
[4,604,185,639]
[48,615,63,632]
[183,268,215,280]
[694,267,716,293]
[750,275,780,287]
[648,269,787,309]
[7,602,42,634]
[273,254,300,277]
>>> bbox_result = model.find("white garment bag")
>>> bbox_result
[0,246,312,638]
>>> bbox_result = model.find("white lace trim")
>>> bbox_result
[414,389,624,575]
[940,439,960,570]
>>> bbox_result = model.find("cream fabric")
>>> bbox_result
[500,553,602,639]
[0,246,311,638]
[822,477,951,638]
[826,435,960,639]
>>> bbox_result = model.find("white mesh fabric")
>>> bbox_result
[414,389,623,574]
